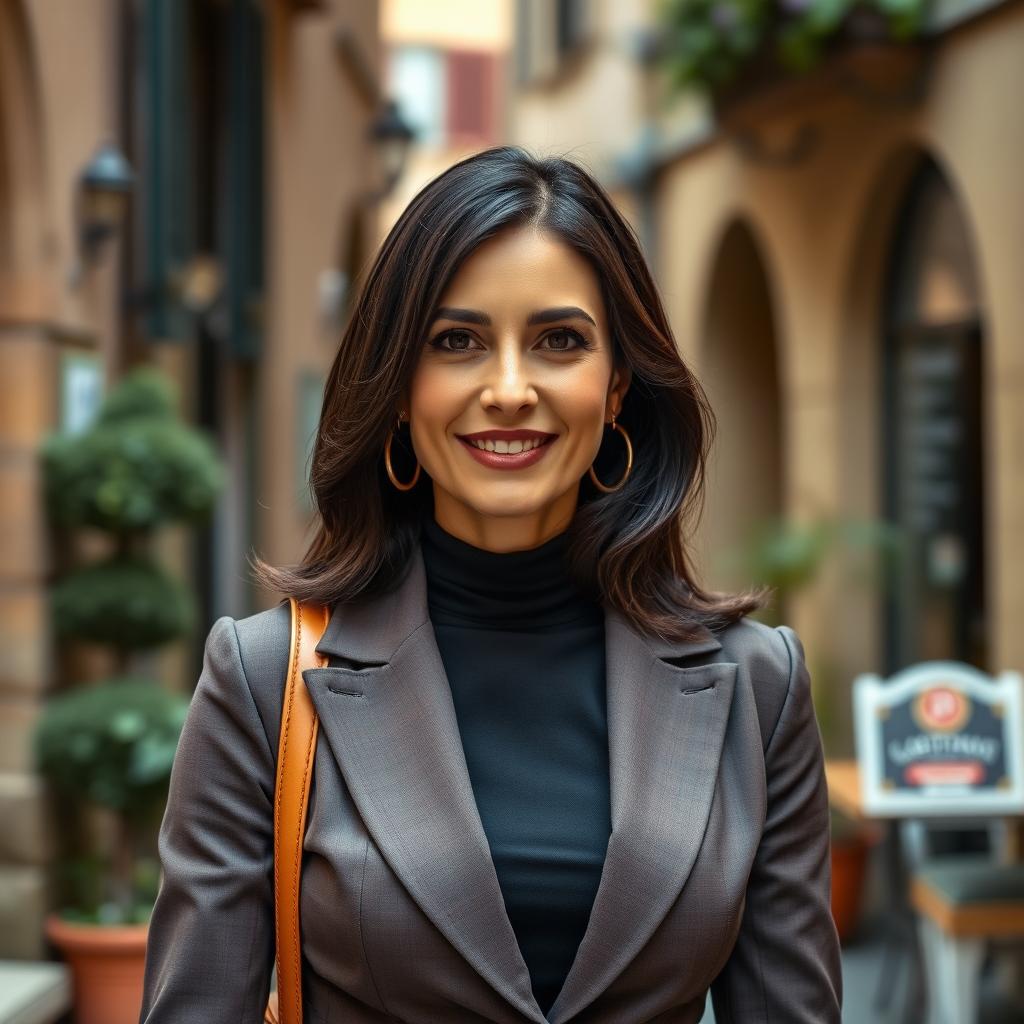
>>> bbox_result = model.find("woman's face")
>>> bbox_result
[403,224,630,552]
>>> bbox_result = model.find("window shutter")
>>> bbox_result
[446,50,498,146]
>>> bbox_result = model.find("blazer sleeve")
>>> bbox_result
[709,625,843,1023]
[139,615,276,1023]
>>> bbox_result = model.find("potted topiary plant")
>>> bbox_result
[35,679,190,1023]
[36,366,223,1024]
[721,513,904,942]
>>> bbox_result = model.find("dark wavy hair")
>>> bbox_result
[251,145,767,642]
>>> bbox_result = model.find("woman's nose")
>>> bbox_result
[480,348,538,413]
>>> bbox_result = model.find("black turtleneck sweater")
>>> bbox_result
[419,516,611,1017]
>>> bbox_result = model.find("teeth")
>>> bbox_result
[469,437,545,453]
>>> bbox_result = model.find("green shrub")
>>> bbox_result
[95,366,176,424]
[51,852,162,926]
[42,418,223,532]
[51,556,194,649]
[35,678,190,825]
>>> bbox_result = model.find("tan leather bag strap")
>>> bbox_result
[267,598,330,1024]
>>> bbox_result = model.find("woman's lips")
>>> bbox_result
[456,435,556,470]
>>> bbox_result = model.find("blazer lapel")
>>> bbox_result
[546,608,737,1024]
[301,548,548,1024]
[301,540,737,1024]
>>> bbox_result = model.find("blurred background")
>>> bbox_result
[1,0,1022,1022]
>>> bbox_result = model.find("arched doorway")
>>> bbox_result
[881,157,987,672]
[700,219,784,614]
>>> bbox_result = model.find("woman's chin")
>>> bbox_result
[449,487,564,522]
[464,498,551,520]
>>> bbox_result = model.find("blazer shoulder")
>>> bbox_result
[224,600,293,755]
[716,615,807,752]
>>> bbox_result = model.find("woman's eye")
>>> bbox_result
[431,330,480,352]
[428,327,589,353]
[539,329,588,352]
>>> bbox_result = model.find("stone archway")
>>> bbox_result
[699,218,784,611]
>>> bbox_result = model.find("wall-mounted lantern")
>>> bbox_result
[368,99,414,199]
[70,140,135,286]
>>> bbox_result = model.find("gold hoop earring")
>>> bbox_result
[384,413,421,491]
[588,414,633,493]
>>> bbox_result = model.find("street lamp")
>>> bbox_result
[71,140,135,285]
[368,99,414,198]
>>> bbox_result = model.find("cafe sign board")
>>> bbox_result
[853,662,1024,817]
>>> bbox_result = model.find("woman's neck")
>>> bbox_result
[420,516,602,630]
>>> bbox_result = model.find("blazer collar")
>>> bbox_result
[315,541,724,666]
[306,542,735,1023]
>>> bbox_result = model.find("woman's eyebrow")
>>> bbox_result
[431,305,597,327]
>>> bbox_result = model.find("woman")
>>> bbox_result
[140,146,842,1024]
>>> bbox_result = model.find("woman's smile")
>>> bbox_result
[456,428,558,470]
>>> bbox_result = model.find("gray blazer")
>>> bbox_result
[139,542,842,1023]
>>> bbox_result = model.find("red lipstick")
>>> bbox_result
[455,430,558,471]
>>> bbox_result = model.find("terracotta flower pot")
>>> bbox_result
[831,833,871,943]
[45,914,149,1024]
